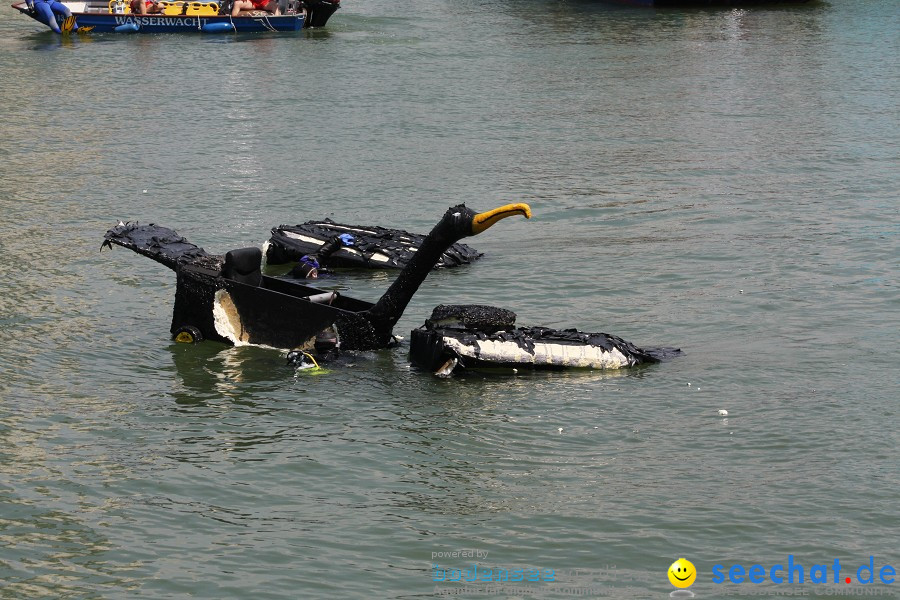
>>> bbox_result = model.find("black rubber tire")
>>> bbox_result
[173,325,203,344]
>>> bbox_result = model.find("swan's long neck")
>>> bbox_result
[362,203,530,346]
[365,224,455,341]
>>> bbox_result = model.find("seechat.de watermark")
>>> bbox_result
[663,555,896,598]
[711,556,895,586]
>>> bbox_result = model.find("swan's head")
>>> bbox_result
[438,203,532,241]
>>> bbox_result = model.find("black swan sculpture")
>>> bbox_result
[101,203,531,351]
[409,305,681,375]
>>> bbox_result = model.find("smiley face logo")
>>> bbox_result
[668,558,696,588]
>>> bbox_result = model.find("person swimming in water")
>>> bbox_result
[288,233,355,279]
[286,329,341,371]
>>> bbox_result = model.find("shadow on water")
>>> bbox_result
[351,359,666,519]
[160,326,672,518]
[25,30,105,50]
[167,341,291,408]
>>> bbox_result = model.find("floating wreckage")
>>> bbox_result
[409,305,681,375]
[101,204,531,351]
[265,220,483,270]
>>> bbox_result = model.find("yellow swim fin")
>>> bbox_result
[61,15,77,32]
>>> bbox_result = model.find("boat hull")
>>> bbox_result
[9,0,341,32]
[304,0,336,27]
[38,10,302,32]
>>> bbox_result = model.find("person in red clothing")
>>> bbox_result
[129,0,164,14]
[231,0,278,16]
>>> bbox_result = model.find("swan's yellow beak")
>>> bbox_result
[472,203,532,235]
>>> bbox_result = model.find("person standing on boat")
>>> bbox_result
[231,0,279,16]
[26,0,78,33]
